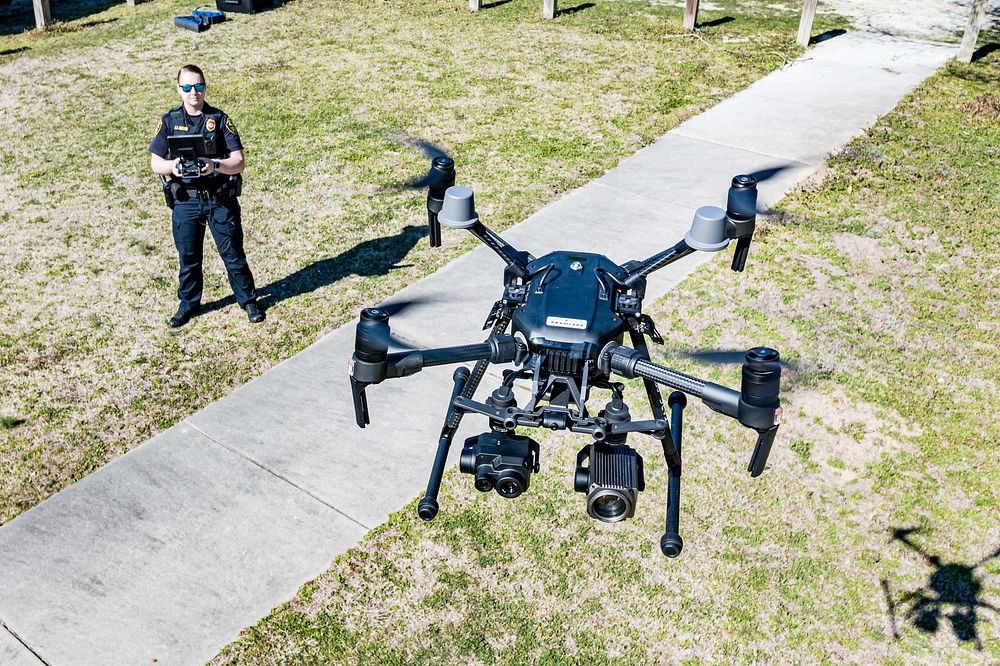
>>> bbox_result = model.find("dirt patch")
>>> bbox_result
[817,0,999,41]
[959,94,1000,120]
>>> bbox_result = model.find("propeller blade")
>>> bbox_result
[735,165,796,215]
[391,137,455,191]
[403,166,453,191]
[685,350,750,365]
[745,165,794,183]
[361,298,435,351]
[375,298,425,317]
[684,350,795,369]
[405,138,450,161]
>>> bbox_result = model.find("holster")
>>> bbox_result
[160,175,175,209]
[218,174,243,201]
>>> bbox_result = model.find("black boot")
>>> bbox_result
[169,303,200,328]
[245,301,265,324]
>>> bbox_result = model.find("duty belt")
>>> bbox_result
[182,187,222,200]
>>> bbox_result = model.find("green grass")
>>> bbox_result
[210,42,1000,666]
[0,0,842,523]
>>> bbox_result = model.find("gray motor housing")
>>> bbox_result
[684,206,731,252]
[438,186,479,229]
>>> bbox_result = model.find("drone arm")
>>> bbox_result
[349,302,525,428]
[624,175,762,282]
[352,340,509,417]
[605,344,782,477]
[623,240,695,287]
[467,222,531,279]
[385,336,521,378]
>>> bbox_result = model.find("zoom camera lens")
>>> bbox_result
[460,432,540,500]
[590,491,629,522]
[574,444,645,523]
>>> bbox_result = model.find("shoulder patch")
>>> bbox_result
[206,117,217,132]
[225,117,239,136]
[154,118,162,137]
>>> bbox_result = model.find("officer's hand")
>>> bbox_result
[198,158,214,176]
[171,158,183,178]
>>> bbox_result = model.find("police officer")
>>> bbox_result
[149,64,265,327]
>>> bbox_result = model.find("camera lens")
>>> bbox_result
[495,474,524,499]
[588,490,631,522]
[474,472,494,493]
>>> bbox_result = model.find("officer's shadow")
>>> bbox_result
[200,224,428,315]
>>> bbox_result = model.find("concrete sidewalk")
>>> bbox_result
[0,32,956,666]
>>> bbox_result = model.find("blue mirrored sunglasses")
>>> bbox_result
[179,83,206,93]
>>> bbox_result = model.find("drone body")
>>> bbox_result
[349,157,782,558]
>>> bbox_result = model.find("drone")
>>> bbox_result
[348,155,783,558]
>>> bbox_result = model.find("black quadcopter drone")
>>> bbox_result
[349,155,783,558]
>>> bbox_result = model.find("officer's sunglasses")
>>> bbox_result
[179,83,206,93]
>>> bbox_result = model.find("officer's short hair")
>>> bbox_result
[176,64,206,84]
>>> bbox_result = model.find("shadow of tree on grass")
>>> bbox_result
[1,0,121,36]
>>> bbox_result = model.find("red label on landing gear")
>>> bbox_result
[774,406,783,425]
[347,357,355,376]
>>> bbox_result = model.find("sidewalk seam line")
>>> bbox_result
[184,421,373,531]
[1,619,51,666]
[666,130,823,165]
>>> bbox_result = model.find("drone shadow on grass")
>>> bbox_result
[880,527,1000,650]
[200,225,428,315]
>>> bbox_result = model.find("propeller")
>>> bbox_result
[374,298,425,317]
[745,165,793,184]
[743,164,795,216]
[398,139,455,190]
[724,166,793,272]
[685,350,750,365]
[391,137,457,248]
[683,349,795,370]
[357,297,438,351]
[350,297,430,427]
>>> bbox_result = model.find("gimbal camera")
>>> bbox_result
[349,156,783,558]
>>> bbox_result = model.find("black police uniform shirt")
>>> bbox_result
[148,103,243,190]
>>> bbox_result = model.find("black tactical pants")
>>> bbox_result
[171,194,257,309]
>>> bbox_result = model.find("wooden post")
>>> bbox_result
[469,0,481,10]
[796,0,818,47]
[957,0,988,63]
[33,0,52,29]
[542,0,556,19]
[683,0,699,31]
